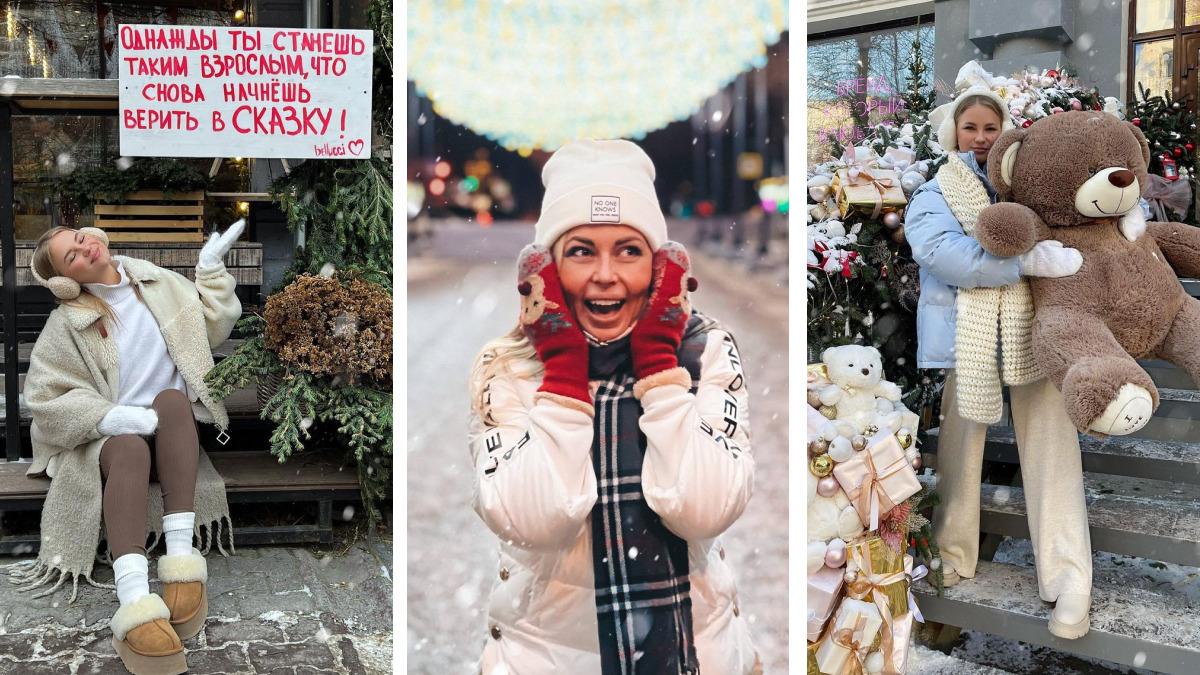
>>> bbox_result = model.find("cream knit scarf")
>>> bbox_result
[939,153,1041,423]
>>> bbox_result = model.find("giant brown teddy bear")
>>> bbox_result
[974,111,1200,437]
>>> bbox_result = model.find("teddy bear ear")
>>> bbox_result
[986,128,1027,197]
[1125,121,1151,167]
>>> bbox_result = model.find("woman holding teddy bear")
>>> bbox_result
[904,86,1096,639]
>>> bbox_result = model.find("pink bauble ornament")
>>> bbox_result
[817,476,840,498]
[883,211,902,229]
[825,545,847,568]
[1070,98,1082,110]
[911,455,923,471]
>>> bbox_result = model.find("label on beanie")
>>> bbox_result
[590,195,621,223]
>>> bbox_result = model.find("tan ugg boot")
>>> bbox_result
[110,593,187,674]
[157,548,208,641]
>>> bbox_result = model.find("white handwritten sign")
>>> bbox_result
[118,24,373,159]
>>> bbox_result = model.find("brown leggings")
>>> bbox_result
[99,389,199,558]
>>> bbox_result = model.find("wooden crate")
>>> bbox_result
[94,190,205,243]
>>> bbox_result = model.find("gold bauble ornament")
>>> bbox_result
[851,435,867,451]
[810,454,834,478]
[809,439,829,457]
[897,432,913,450]
[807,390,823,408]
[819,405,838,420]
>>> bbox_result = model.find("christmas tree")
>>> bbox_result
[1125,83,1198,223]
[205,0,394,529]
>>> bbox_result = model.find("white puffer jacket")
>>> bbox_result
[468,328,759,674]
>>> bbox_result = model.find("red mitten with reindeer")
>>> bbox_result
[631,241,698,399]
[517,244,592,413]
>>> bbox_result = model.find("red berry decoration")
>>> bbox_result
[1175,147,1184,157]
[1022,119,1033,128]
[1132,118,1141,126]
[1188,143,1195,152]
[1047,69,1059,78]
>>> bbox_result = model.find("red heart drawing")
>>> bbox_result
[348,139,364,156]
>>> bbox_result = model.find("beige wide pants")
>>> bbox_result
[932,370,1093,601]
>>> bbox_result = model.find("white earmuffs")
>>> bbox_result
[932,85,1015,153]
[30,226,110,300]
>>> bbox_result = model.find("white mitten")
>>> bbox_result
[1017,240,1083,278]
[197,218,246,270]
[98,405,159,436]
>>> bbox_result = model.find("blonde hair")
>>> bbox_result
[954,94,1005,127]
[31,226,119,328]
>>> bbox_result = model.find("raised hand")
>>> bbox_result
[630,241,697,387]
[516,244,590,407]
[197,218,246,270]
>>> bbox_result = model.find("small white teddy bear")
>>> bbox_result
[819,344,903,436]
[807,470,865,574]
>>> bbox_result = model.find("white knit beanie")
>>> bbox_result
[929,85,1014,153]
[533,139,668,251]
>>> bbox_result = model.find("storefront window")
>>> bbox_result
[807,21,934,164]
[1138,0,1174,33]
[0,1,232,79]
[1134,38,1175,97]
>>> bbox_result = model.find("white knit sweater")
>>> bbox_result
[938,154,1041,424]
[84,261,187,406]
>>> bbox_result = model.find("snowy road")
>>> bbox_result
[406,219,790,674]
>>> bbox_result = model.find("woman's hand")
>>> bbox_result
[98,405,159,436]
[517,244,590,407]
[631,241,697,383]
[197,219,246,270]
[1017,240,1083,278]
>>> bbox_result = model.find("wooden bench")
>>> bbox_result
[0,451,361,554]
[0,240,362,549]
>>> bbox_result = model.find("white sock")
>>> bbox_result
[113,553,149,606]
[162,512,195,557]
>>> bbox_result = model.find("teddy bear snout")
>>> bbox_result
[861,367,870,375]
[1108,169,1135,188]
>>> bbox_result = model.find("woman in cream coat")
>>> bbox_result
[17,222,243,675]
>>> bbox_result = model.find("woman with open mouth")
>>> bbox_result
[468,139,761,674]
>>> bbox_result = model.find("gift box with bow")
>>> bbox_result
[881,555,929,675]
[845,536,908,620]
[815,597,883,674]
[832,150,907,220]
[807,564,845,641]
[833,433,922,530]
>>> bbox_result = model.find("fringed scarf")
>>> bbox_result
[939,153,1042,423]
[5,446,233,603]
[590,312,716,675]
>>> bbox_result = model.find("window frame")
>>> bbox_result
[1127,0,1200,107]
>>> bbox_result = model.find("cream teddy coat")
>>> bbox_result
[12,255,240,600]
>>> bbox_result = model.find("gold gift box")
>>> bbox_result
[833,167,907,218]
[848,536,909,619]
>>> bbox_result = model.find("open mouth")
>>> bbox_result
[584,299,625,315]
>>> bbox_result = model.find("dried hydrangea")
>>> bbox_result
[264,274,392,384]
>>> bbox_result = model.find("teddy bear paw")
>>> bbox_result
[1089,383,1153,436]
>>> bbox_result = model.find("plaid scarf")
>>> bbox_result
[590,313,716,675]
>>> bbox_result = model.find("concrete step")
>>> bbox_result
[923,425,1200,485]
[978,473,1200,567]
[912,560,1200,674]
